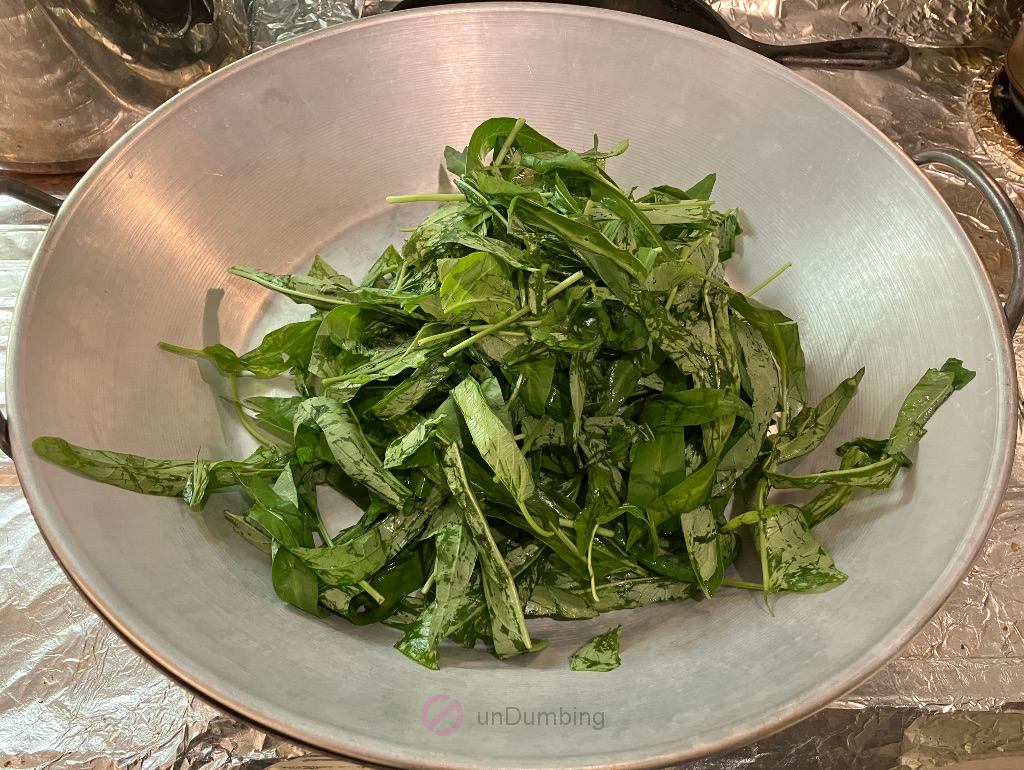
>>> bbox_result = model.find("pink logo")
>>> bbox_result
[421,694,463,736]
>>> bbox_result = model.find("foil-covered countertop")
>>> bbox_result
[5,1,1024,767]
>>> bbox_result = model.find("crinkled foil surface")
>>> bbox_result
[6,1,1024,767]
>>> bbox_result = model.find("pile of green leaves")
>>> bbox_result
[33,117,975,672]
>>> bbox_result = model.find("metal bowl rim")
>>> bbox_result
[7,4,1018,767]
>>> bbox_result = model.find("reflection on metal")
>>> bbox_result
[970,62,1024,183]
[0,0,250,172]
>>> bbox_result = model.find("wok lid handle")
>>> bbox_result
[0,177,62,457]
[913,149,1024,333]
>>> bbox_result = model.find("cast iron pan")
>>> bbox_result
[392,0,910,70]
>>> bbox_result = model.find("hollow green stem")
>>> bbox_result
[359,580,386,605]
[386,194,467,204]
[747,261,793,297]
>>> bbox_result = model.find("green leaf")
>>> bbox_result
[800,448,865,528]
[160,320,321,378]
[766,456,903,490]
[383,416,443,469]
[684,173,716,201]
[438,252,518,323]
[309,306,368,380]
[183,450,210,510]
[361,244,402,289]
[759,506,848,593]
[245,396,305,433]
[287,489,441,585]
[513,357,556,417]
[271,541,324,615]
[308,254,343,281]
[511,198,645,296]
[224,511,272,555]
[465,117,565,176]
[452,376,535,511]
[570,626,621,672]
[714,319,779,492]
[444,145,468,176]
[646,455,719,530]
[440,443,534,657]
[777,368,864,464]
[627,399,691,507]
[657,388,753,425]
[635,293,712,378]
[679,505,723,598]
[368,356,456,420]
[395,518,478,669]
[886,358,975,455]
[729,293,808,414]
[33,437,197,496]
[346,546,425,625]
[228,267,429,316]
[295,397,410,506]
[237,471,313,549]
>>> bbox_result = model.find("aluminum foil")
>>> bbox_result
[7,1,1024,767]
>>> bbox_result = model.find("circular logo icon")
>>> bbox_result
[421,694,464,736]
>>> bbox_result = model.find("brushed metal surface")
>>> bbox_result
[6,6,1017,768]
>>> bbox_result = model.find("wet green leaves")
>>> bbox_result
[33,117,974,672]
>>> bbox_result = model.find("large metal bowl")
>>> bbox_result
[7,5,1019,768]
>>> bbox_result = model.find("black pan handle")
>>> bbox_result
[0,176,62,457]
[913,149,1024,333]
[749,37,910,71]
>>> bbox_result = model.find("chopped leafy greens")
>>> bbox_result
[32,118,973,670]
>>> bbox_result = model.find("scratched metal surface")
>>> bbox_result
[4,1,1024,767]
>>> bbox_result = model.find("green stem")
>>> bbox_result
[158,341,205,357]
[386,194,467,204]
[359,580,386,604]
[557,517,614,538]
[517,499,553,537]
[443,270,585,357]
[635,201,713,209]
[397,227,417,232]
[747,261,793,298]
[322,327,429,387]
[313,509,333,546]
[417,326,470,346]
[664,284,678,309]
[391,261,409,293]
[421,569,436,595]
[693,270,738,295]
[722,578,764,591]
[492,118,526,176]
[229,374,275,448]
[758,519,770,607]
